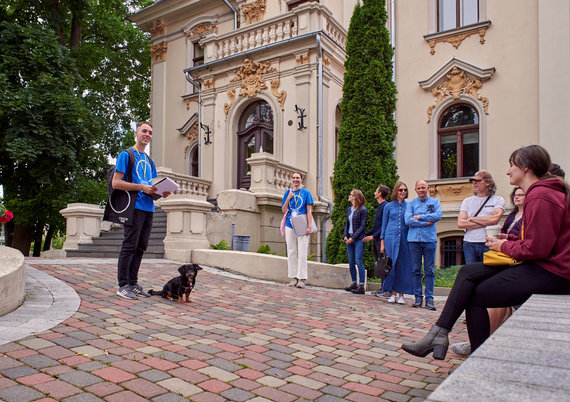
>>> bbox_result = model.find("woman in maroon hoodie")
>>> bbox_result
[401,145,570,360]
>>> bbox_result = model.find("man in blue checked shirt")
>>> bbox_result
[405,180,442,310]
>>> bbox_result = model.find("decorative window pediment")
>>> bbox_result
[178,113,199,154]
[419,58,495,122]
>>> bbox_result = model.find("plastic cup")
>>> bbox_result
[485,225,501,237]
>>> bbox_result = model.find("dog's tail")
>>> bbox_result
[147,289,159,295]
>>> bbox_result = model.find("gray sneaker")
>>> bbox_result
[132,283,150,297]
[296,279,306,288]
[287,278,298,287]
[116,285,137,299]
[451,341,472,356]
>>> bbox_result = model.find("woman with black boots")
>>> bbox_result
[402,145,570,360]
[343,189,368,295]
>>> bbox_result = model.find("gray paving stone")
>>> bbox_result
[205,358,243,372]
[58,370,103,387]
[266,343,297,354]
[151,392,190,402]
[76,361,108,372]
[139,368,172,382]
[319,385,351,397]
[94,354,123,364]
[315,395,347,402]
[61,393,105,402]
[382,391,412,401]
[0,385,45,402]
[1,365,39,379]
[263,367,291,379]
[263,350,297,362]
[312,357,336,366]
[266,359,292,369]
[220,388,256,401]
[189,343,222,354]
[365,364,391,373]
[52,336,87,348]
[152,351,187,363]
[20,354,59,369]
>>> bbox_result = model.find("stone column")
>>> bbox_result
[60,203,104,250]
[159,195,213,262]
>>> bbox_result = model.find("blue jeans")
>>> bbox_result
[463,241,489,264]
[409,241,436,301]
[346,239,366,285]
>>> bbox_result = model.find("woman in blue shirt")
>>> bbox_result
[282,172,314,288]
[381,181,414,304]
[344,189,368,294]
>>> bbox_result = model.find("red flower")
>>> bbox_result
[0,210,13,223]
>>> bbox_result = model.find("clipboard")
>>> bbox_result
[291,214,318,237]
[150,177,179,200]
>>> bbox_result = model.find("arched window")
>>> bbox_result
[236,101,274,189]
[188,144,198,177]
[438,104,479,178]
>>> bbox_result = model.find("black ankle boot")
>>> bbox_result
[401,325,449,360]
[344,283,357,291]
[351,285,365,294]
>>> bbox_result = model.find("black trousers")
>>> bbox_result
[117,209,153,287]
[435,261,570,351]
[372,237,381,261]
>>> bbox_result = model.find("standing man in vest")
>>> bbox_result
[458,170,505,264]
[112,121,170,299]
[362,184,390,297]
[405,180,442,310]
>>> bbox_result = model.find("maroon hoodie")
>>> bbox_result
[501,178,570,279]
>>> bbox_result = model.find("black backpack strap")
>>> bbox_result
[473,195,492,217]
[125,148,135,183]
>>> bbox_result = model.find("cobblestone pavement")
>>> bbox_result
[0,259,467,401]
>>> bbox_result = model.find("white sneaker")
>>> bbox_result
[287,279,298,287]
[388,295,396,303]
[451,341,472,356]
[397,296,405,304]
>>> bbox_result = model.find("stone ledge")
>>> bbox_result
[428,294,570,401]
[0,246,26,316]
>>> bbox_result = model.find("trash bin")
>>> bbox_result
[232,235,250,252]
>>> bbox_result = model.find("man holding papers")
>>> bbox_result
[111,121,172,299]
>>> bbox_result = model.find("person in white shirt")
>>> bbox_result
[457,170,505,264]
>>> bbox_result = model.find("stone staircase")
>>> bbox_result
[66,208,166,258]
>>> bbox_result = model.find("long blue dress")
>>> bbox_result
[380,200,414,294]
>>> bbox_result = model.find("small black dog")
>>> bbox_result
[148,264,202,303]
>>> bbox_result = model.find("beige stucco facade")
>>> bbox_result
[129,0,569,265]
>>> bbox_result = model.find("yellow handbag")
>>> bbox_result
[483,226,524,266]
[483,250,522,266]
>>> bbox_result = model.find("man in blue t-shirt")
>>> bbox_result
[112,121,170,299]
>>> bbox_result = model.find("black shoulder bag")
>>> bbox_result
[103,148,139,225]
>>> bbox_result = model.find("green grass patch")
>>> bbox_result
[367,265,461,288]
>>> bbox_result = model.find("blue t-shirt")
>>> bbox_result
[281,188,314,229]
[115,148,158,212]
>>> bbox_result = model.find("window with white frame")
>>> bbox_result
[438,104,479,178]
[438,0,479,32]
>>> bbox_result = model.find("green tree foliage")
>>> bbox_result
[0,0,152,255]
[325,0,398,274]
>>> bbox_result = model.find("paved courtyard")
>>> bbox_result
[0,259,467,401]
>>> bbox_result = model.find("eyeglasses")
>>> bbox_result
[398,189,408,192]
[469,178,483,183]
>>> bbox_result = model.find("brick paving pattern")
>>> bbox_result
[0,261,467,401]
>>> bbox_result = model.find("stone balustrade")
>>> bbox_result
[247,152,306,195]
[204,3,347,62]
[155,167,210,198]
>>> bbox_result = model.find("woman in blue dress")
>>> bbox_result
[381,181,414,304]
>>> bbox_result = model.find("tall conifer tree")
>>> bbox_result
[326,0,398,271]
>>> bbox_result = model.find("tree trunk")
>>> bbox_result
[32,222,44,257]
[12,224,33,256]
[4,222,14,247]
[43,225,55,251]
[70,13,82,50]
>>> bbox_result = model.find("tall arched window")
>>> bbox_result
[236,101,274,189]
[438,104,479,178]
[188,144,198,177]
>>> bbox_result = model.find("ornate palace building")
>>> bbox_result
[127,0,569,265]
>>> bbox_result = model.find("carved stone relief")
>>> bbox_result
[427,26,488,55]
[149,20,165,37]
[150,41,168,63]
[241,0,266,25]
[224,88,237,119]
[185,98,198,111]
[296,53,309,65]
[187,23,217,39]
[184,122,199,154]
[204,79,215,89]
[230,58,277,98]
[270,78,287,110]
[426,67,489,123]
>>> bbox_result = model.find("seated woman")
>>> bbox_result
[402,145,570,360]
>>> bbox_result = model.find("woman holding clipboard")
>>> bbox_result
[281,172,314,289]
